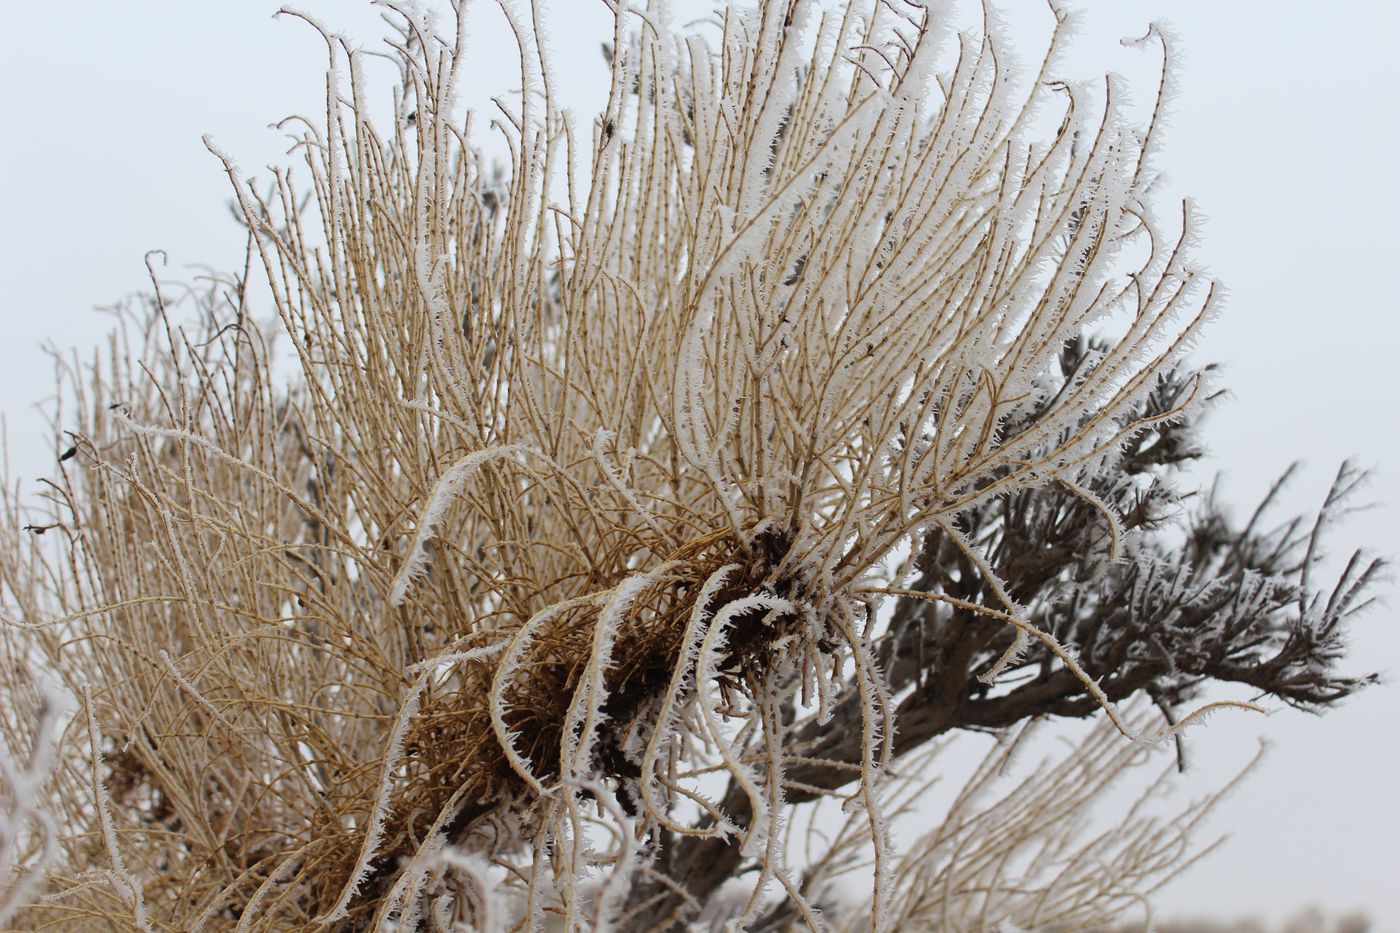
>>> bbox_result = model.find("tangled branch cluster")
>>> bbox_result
[0,1,1379,930]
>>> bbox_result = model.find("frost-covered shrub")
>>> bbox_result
[0,1,1379,930]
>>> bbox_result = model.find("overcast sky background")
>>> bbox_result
[2,1,1396,927]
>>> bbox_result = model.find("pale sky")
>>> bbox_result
[1,1,1396,927]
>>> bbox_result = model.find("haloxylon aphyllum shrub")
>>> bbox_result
[0,1,1382,930]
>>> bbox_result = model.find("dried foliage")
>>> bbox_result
[827,713,1256,933]
[0,1,1381,931]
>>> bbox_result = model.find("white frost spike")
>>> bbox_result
[694,593,796,859]
[489,593,606,794]
[81,685,152,933]
[233,853,302,933]
[979,628,1031,686]
[591,429,672,549]
[390,445,530,606]
[374,791,471,929]
[158,650,236,734]
[638,564,743,837]
[315,666,430,924]
[937,518,1032,687]
[585,781,641,933]
[315,643,506,925]
[561,562,680,785]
